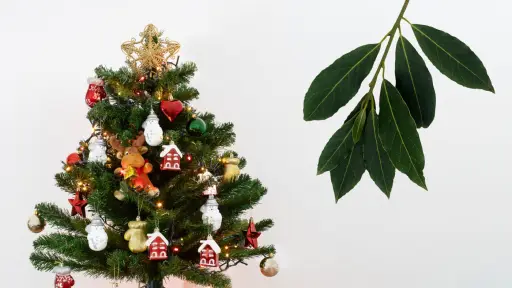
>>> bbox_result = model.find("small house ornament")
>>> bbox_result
[198,234,221,268]
[160,141,182,171]
[145,227,169,261]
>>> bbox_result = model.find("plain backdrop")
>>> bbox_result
[1,0,511,287]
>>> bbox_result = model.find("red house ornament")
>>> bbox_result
[198,235,221,268]
[160,142,182,171]
[145,228,169,261]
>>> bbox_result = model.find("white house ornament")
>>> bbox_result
[85,214,108,251]
[142,108,163,146]
[87,136,108,164]
[160,141,182,171]
[145,228,169,261]
[260,254,279,277]
[27,209,45,233]
[198,235,221,268]
[200,195,222,232]
[53,265,75,288]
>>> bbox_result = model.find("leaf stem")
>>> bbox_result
[368,0,410,93]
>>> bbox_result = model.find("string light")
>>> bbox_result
[77,181,83,186]
[199,166,206,173]
[224,246,229,250]
[65,166,72,172]
[156,201,163,209]
[191,114,197,119]
[186,106,192,112]
[185,154,192,162]
[172,246,180,253]
[138,76,146,82]
[225,253,230,258]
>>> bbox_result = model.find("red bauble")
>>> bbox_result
[160,100,184,122]
[68,191,88,217]
[66,153,81,165]
[85,78,107,108]
[243,217,261,248]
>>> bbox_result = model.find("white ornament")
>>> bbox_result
[86,215,108,251]
[197,169,213,183]
[88,136,108,164]
[202,185,217,196]
[200,195,222,232]
[142,108,163,146]
[108,95,117,105]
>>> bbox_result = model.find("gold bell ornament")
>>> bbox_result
[223,154,240,182]
[124,216,148,253]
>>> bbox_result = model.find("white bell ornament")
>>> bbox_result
[142,108,163,146]
[86,214,108,251]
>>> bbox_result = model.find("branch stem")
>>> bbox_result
[368,0,410,93]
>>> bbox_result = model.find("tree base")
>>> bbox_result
[144,280,163,288]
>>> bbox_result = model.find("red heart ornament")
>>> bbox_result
[160,100,184,122]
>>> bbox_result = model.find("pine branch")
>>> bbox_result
[161,257,232,288]
[35,203,89,235]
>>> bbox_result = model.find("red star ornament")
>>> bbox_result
[243,217,261,248]
[68,191,88,217]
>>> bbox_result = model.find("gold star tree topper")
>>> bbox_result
[121,24,180,75]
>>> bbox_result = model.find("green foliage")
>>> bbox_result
[303,43,381,121]
[31,55,275,287]
[303,0,494,200]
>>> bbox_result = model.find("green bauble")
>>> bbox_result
[187,118,207,136]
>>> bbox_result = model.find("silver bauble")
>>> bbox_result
[260,255,279,277]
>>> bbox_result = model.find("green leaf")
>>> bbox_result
[330,143,365,202]
[410,24,494,93]
[344,96,365,123]
[303,44,381,121]
[317,118,355,175]
[379,80,427,190]
[395,36,436,128]
[363,108,395,197]
[352,108,366,143]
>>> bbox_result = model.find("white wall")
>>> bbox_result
[1,0,511,287]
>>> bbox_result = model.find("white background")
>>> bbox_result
[1,0,511,287]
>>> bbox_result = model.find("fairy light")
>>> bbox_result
[225,253,230,258]
[191,114,197,119]
[77,181,83,186]
[172,246,180,253]
[65,166,72,172]
[186,106,192,112]
[138,76,146,82]
[199,166,206,173]
[185,154,192,162]
[156,201,163,209]
[224,246,229,250]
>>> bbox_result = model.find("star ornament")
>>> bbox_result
[69,191,88,217]
[243,217,261,248]
[121,24,181,76]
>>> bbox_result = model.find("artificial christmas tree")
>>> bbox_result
[29,24,276,288]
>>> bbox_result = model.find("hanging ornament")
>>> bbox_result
[223,154,241,182]
[85,78,107,108]
[108,95,117,105]
[200,195,222,232]
[85,214,108,251]
[160,99,183,122]
[66,153,81,166]
[142,108,163,146]
[198,235,221,268]
[186,118,207,136]
[160,141,182,171]
[27,209,45,233]
[87,136,108,164]
[113,190,125,201]
[197,169,213,184]
[53,265,75,288]
[145,227,169,261]
[124,216,148,253]
[243,217,261,248]
[202,185,217,196]
[68,191,87,217]
[260,254,279,277]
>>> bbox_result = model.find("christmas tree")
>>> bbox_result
[27,24,277,288]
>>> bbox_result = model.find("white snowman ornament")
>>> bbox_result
[86,214,108,251]
[200,195,222,232]
[142,108,163,146]
[88,136,108,164]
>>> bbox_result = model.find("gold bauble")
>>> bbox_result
[27,210,45,233]
[124,217,148,253]
[260,255,279,277]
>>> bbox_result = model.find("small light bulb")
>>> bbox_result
[192,114,197,118]
[81,187,88,192]
[234,245,238,248]
[224,246,229,250]
[173,247,180,253]
[186,106,192,112]
[225,253,230,258]
[77,181,83,186]
[139,76,146,82]
[156,202,163,209]
[65,166,72,172]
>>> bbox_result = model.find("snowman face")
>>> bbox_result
[87,226,108,251]
[144,121,163,146]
